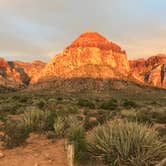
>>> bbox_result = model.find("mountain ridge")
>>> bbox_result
[0,31,166,90]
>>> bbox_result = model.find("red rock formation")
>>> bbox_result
[130,54,166,88]
[13,61,46,84]
[34,31,130,82]
[0,57,45,89]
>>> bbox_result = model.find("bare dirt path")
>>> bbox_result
[0,133,67,166]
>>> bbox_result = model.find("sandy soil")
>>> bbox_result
[0,133,67,166]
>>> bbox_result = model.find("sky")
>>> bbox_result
[0,0,166,62]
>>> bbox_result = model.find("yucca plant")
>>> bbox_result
[21,107,55,132]
[87,120,166,166]
[53,116,67,138]
[67,125,87,161]
[53,115,79,138]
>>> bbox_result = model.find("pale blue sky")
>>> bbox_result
[0,0,166,61]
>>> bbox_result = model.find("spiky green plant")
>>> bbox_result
[53,116,66,137]
[87,120,166,166]
[53,115,79,138]
[67,125,87,161]
[21,107,55,132]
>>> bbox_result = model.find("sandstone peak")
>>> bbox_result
[68,31,125,53]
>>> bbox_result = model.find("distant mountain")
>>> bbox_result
[0,31,166,91]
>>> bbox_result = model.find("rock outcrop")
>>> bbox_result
[0,57,45,89]
[130,54,166,88]
[34,32,130,82]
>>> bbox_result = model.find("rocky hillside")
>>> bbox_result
[0,57,22,89]
[0,57,45,89]
[130,54,166,88]
[33,32,130,82]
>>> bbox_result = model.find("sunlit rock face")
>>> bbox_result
[0,57,22,88]
[130,54,166,88]
[35,32,130,82]
[0,57,46,89]
[13,61,46,84]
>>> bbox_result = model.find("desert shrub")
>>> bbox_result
[67,125,87,161]
[53,116,66,138]
[157,127,166,137]
[77,99,95,109]
[35,98,47,109]
[122,99,137,108]
[95,110,115,125]
[21,107,56,132]
[2,119,30,148]
[100,99,118,110]
[120,109,153,124]
[0,102,24,114]
[46,98,57,111]
[83,116,98,130]
[155,111,166,124]
[87,120,166,166]
[54,115,79,138]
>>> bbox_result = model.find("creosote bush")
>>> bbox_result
[87,120,166,166]
[2,119,30,148]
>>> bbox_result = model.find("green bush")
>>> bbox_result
[53,116,67,138]
[54,115,79,138]
[122,99,137,108]
[0,102,24,114]
[2,119,30,148]
[67,125,87,161]
[100,99,118,110]
[157,127,166,137]
[35,99,47,109]
[83,116,98,130]
[87,120,166,166]
[77,99,95,109]
[21,107,56,132]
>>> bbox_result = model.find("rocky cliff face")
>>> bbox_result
[13,61,45,84]
[34,32,130,82]
[130,54,166,88]
[0,57,45,89]
[0,57,22,89]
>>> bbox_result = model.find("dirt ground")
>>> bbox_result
[0,133,67,166]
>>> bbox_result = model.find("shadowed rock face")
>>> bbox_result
[130,54,166,88]
[33,31,130,82]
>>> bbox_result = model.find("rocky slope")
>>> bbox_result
[33,32,130,83]
[130,54,166,88]
[0,57,22,89]
[0,57,45,89]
